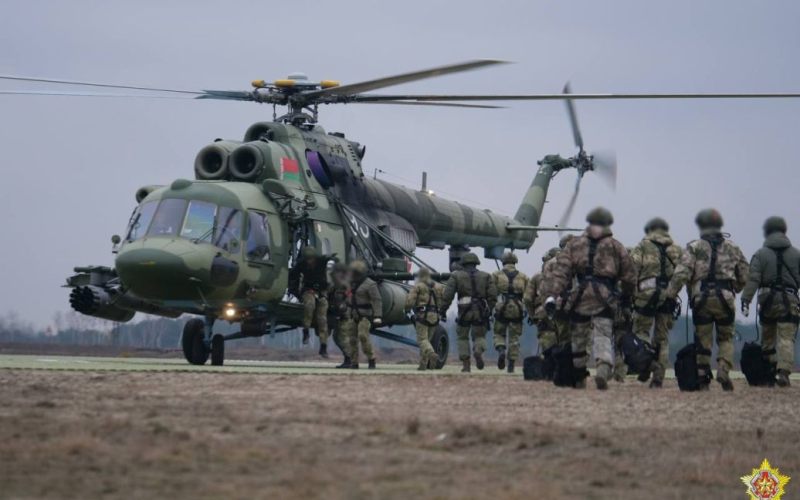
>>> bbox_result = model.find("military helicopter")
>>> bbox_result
[4,60,798,367]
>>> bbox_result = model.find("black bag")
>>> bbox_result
[523,348,555,381]
[618,332,655,374]
[551,343,586,387]
[740,342,776,387]
[675,343,712,391]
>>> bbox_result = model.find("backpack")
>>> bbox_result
[523,345,555,381]
[675,343,712,391]
[551,343,586,387]
[618,332,655,374]
[740,342,776,386]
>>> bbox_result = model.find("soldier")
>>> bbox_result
[404,268,444,371]
[328,262,355,368]
[441,252,498,372]
[741,216,800,388]
[348,260,382,370]
[611,247,636,383]
[663,209,749,391]
[630,218,683,388]
[524,247,561,353]
[546,207,636,390]
[551,235,576,346]
[492,253,529,373]
[288,246,332,357]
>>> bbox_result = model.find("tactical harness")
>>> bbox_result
[350,281,375,322]
[635,241,677,317]
[570,238,616,323]
[414,282,441,327]
[759,247,800,325]
[692,234,735,327]
[495,269,525,325]
[456,269,490,327]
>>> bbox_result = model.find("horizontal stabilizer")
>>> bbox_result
[506,225,582,232]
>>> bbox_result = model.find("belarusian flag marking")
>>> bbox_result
[281,158,300,182]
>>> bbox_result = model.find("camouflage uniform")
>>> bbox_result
[612,274,633,382]
[547,208,636,389]
[524,247,561,352]
[441,253,498,372]
[665,209,748,391]
[288,246,331,349]
[630,220,683,386]
[327,262,355,367]
[348,260,382,369]
[405,268,444,370]
[741,217,800,387]
[551,235,576,348]
[492,253,529,372]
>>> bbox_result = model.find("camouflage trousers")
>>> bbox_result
[415,322,436,364]
[301,291,328,343]
[330,317,355,359]
[633,311,674,382]
[760,301,799,373]
[693,294,736,373]
[493,319,523,361]
[571,316,614,375]
[456,324,487,361]
[350,318,376,364]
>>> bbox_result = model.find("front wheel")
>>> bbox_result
[431,325,449,370]
[182,318,209,365]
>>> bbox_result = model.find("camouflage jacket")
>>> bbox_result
[350,277,383,320]
[523,272,546,320]
[405,277,444,324]
[327,280,352,320]
[741,232,800,305]
[288,256,333,293]
[547,225,636,316]
[492,264,529,320]
[665,230,749,302]
[442,268,498,316]
[630,230,682,307]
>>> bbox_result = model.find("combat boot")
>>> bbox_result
[302,328,310,345]
[507,359,515,374]
[649,379,663,389]
[573,378,587,389]
[319,343,329,359]
[336,356,351,369]
[716,369,734,392]
[777,370,791,388]
[427,353,439,370]
[461,359,471,373]
[418,358,427,371]
[350,363,359,370]
[596,363,611,391]
[637,361,654,383]
[368,359,376,370]
[474,352,485,370]
[497,346,506,370]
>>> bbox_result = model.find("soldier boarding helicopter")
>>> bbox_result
[3,60,798,366]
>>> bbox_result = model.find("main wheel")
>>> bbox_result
[431,325,449,370]
[211,335,225,366]
[182,318,209,365]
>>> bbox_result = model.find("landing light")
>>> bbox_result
[424,189,435,196]
[225,308,236,318]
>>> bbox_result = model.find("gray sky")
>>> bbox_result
[2,0,800,326]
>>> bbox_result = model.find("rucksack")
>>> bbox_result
[523,346,555,381]
[741,343,776,386]
[551,343,586,387]
[618,332,656,374]
[675,343,712,391]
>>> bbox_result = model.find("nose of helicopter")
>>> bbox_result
[115,239,237,301]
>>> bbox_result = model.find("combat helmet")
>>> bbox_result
[301,246,318,259]
[559,234,574,249]
[459,252,480,267]
[500,252,518,265]
[695,209,724,229]
[349,260,369,280]
[586,207,614,227]
[763,216,787,236]
[417,267,432,280]
[543,247,560,262]
[644,217,669,234]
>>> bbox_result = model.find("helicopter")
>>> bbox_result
[4,59,798,367]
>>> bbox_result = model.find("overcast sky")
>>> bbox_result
[2,0,800,326]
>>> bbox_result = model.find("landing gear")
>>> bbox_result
[431,325,449,370]
[182,318,209,365]
[211,334,225,366]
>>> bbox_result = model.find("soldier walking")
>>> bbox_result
[441,252,498,373]
[630,218,683,388]
[404,268,444,371]
[348,260,382,370]
[288,246,332,357]
[492,253,529,373]
[546,208,636,390]
[328,262,355,368]
[663,209,749,391]
[524,247,561,353]
[741,216,800,388]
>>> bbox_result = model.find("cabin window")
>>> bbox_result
[126,200,158,241]
[245,211,271,261]
[180,201,217,240]
[147,199,188,237]
[214,207,243,252]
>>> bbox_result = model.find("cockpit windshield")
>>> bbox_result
[125,200,158,241]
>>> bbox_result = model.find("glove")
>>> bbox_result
[545,297,556,317]
[405,310,414,321]
[741,302,750,317]
[527,316,535,326]
[373,318,382,327]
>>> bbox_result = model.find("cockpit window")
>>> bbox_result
[147,198,188,237]
[126,200,158,241]
[181,200,217,240]
[245,211,271,261]
[215,207,242,252]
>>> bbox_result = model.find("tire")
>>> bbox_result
[211,335,225,366]
[431,325,450,370]
[182,318,209,365]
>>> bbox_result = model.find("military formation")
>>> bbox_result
[291,208,798,389]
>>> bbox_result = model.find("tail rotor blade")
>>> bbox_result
[563,82,583,151]
[592,150,617,190]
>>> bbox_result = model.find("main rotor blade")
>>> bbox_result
[0,90,197,98]
[0,73,206,95]
[304,59,509,98]
[558,176,582,230]
[355,100,504,109]
[592,150,617,190]
[352,92,800,102]
[563,82,583,150]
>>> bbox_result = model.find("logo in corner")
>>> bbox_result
[741,458,790,499]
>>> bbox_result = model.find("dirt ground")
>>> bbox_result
[1,366,798,500]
